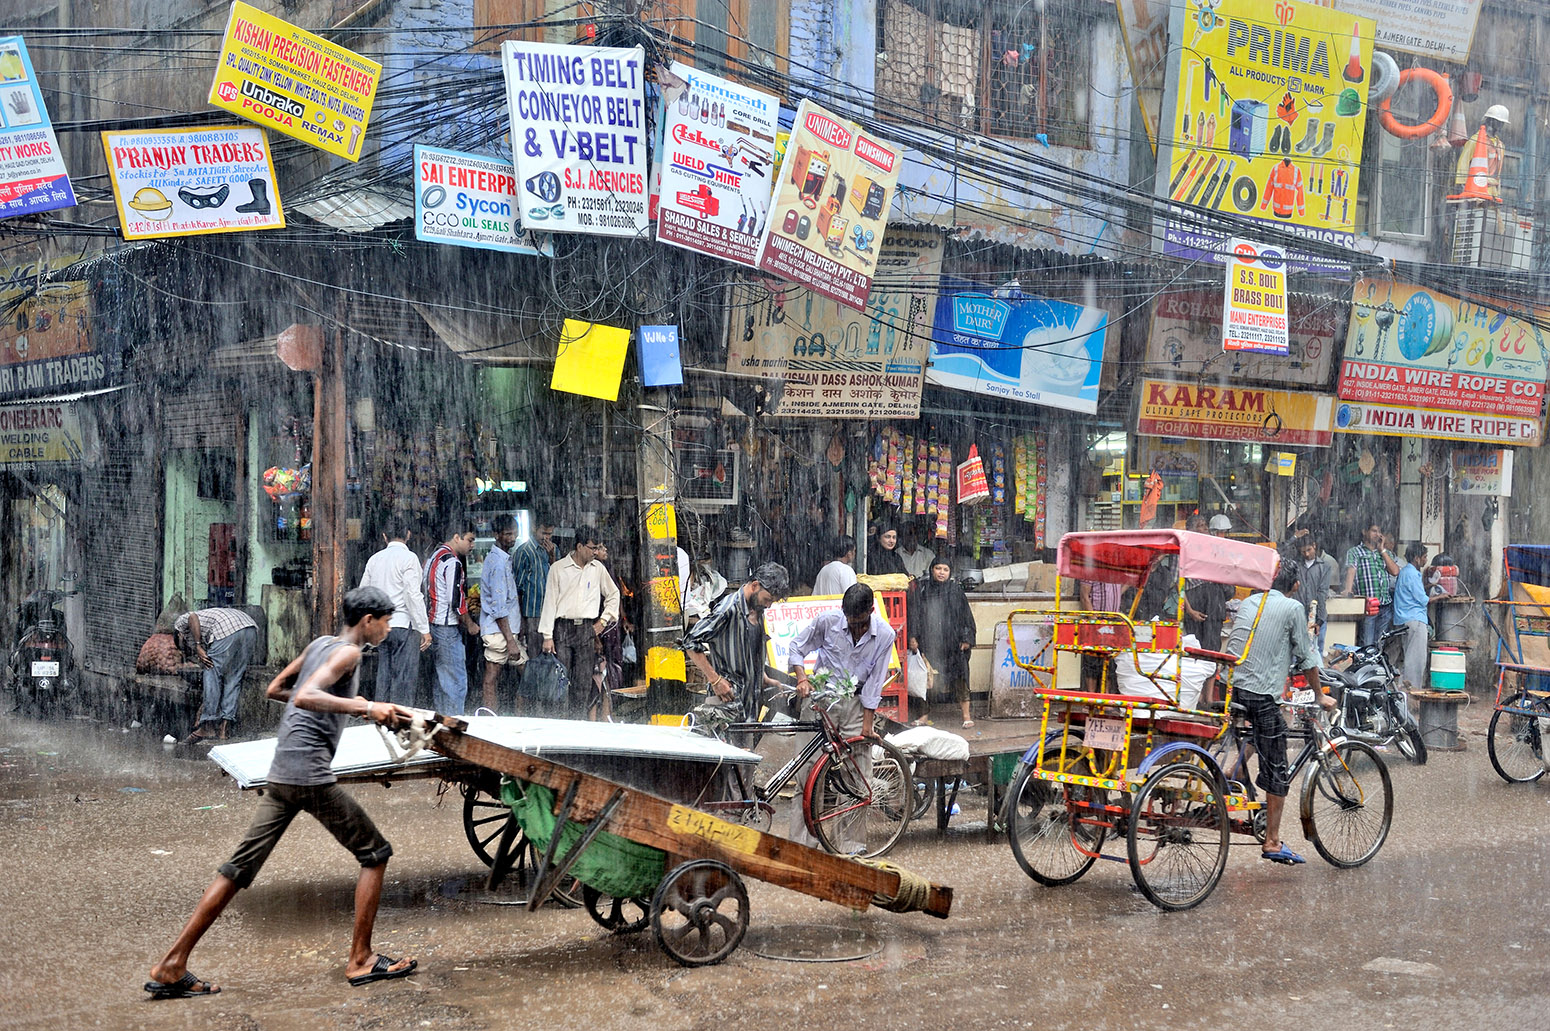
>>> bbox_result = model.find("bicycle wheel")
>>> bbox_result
[1127,761,1229,912]
[805,740,911,858]
[1300,740,1392,868]
[1005,754,1106,886]
[1488,693,1550,784]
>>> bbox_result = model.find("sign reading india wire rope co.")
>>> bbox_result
[500,41,649,238]
[1153,0,1374,272]
[1222,238,1289,355]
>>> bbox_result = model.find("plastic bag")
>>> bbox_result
[955,444,990,505]
[621,632,638,665]
[906,650,931,701]
[519,653,570,706]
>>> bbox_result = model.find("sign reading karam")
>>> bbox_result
[1137,378,1335,446]
[208,1,380,162]
[1340,279,1547,419]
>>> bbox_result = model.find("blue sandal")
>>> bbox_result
[1261,845,1306,865]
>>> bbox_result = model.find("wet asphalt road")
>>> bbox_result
[1,703,1546,1031]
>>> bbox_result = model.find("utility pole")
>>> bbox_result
[636,380,688,715]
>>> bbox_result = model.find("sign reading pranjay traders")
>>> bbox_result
[501,41,648,238]
[1138,379,1335,447]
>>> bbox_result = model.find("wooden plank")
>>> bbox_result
[428,719,952,918]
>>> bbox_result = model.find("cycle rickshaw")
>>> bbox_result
[1001,529,1394,911]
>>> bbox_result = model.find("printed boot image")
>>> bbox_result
[1294,119,1321,153]
[1311,122,1336,157]
[236,179,271,215]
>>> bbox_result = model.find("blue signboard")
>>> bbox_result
[0,37,76,220]
[928,279,1107,414]
[638,324,683,386]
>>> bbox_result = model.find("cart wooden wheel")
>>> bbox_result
[650,860,749,967]
[462,776,583,907]
[582,885,651,934]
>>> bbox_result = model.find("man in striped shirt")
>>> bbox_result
[512,517,555,667]
[175,607,259,742]
[424,525,478,715]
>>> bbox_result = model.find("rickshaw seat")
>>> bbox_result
[1147,717,1221,741]
[1182,646,1240,665]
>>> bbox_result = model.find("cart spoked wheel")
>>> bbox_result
[650,860,749,967]
[582,885,651,934]
[462,777,584,908]
[1126,761,1229,912]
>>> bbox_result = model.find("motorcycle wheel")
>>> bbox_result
[1395,718,1428,765]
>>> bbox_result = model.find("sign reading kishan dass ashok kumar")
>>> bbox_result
[1137,379,1335,447]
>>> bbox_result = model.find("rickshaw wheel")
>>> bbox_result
[1126,761,1229,911]
[1488,693,1550,783]
[651,860,749,967]
[460,777,583,907]
[582,885,651,934]
[1006,752,1107,886]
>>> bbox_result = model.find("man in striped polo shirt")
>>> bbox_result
[424,525,478,715]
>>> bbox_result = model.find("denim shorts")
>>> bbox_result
[218,781,393,889]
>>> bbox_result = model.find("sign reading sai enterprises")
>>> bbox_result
[501,41,648,238]
[1222,238,1288,355]
[1155,0,1374,272]
[1137,378,1335,447]
[0,36,76,219]
[102,126,283,239]
[208,1,380,162]
[413,145,548,256]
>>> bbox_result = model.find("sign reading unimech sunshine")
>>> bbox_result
[756,100,902,312]
[208,1,380,162]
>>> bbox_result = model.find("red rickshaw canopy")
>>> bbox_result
[1055,529,1279,590]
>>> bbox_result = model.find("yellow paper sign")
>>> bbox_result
[666,804,760,855]
[551,319,629,401]
[207,1,380,162]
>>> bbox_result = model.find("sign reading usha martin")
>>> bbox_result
[756,99,902,311]
[1137,378,1335,447]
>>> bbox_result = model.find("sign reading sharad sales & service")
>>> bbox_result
[208,2,380,162]
[1222,238,1288,355]
[1137,378,1335,446]
[501,41,648,238]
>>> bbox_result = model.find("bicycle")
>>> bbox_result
[692,686,914,859]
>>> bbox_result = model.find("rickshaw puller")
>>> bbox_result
[1224,563,1336,865]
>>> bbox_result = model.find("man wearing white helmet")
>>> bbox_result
[1448,104,1508,203]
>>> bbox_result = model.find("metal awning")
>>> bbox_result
[209,716,762,790]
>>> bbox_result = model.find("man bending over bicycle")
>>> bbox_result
[785,583,896,848]
[1224,562,1336,865]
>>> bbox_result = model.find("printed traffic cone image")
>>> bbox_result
[1446,112,1506,203]
[1343,22,1365,83]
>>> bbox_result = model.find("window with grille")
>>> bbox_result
[875,0,1093,148]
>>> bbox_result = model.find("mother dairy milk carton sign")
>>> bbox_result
[928,280,1107,414]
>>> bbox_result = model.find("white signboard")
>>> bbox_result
[413,145,548,256]
[655,62,778,268]
[1332,0,1483,62]
[101,126,283,239]
[1335,400,1542,446]
[1222,238,1288,356]
[0,36,76,219]
[763,595,899,674]
[500,41,648,237]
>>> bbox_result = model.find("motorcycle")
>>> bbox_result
[5,588,77,717]
[1323,629,1427,765]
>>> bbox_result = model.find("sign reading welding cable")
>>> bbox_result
[1222,238,1289,355]
[501,41,648,238]
[207,2,380,162]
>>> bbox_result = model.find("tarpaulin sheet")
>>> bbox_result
[1056,529,1278,590]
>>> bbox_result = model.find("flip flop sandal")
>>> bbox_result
[348,955,417,987]
[1260,845,1306,865]
[144,971,220,1000]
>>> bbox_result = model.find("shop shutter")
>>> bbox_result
[162,390,238,450]
[81,443,160,671]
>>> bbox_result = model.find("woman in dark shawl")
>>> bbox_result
[908,554,977,727]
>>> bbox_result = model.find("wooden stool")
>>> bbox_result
[1411,689,1469,751]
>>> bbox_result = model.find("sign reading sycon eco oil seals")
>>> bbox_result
[756,100,902,312]
[0,36,76,220]
[501,41,648,238]
[1222,238,1289,355]
[102,126,283,239]
[413,145,549,256]
[208,1,380,162]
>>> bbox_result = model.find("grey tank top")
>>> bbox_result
[267,636,359,786]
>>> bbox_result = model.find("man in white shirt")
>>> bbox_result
[813,536,858,596]
[538,527,620,718]
[359,518,431,707]
[898,524,934,581]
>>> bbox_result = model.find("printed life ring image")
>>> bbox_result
[1369,51,1400,103]
[1379,67,1451,139]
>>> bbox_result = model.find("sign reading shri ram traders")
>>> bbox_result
[0,36,76,219]
[1155,0,1373,271]
[102,127,283,239]
[208,1,380,162]
[501,41,649,238]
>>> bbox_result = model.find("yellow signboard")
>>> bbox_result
[1137,378,1334,447]
[207,1,380,162]
[551,319,629,401]
[1159,0,1374,257]
[0,401,84,465]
